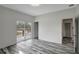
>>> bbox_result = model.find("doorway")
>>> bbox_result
[62,18,74,47]
[75,16,79,53]
[34,22,38,39]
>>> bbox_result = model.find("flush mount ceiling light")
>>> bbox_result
[29,4,40,7]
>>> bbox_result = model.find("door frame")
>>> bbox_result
[62,18,75,48]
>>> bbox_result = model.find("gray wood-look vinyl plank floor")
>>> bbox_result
[0,39,75,54]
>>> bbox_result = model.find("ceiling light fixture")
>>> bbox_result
[30,4,40,7]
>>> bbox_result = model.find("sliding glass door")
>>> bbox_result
[24,22,32,39]
[16,21,32,42]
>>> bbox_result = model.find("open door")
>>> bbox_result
[62,18,74,48]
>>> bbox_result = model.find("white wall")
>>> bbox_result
[0,6,35,49]
[36,8,76,44]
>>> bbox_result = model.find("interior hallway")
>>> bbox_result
[0,39,75,54]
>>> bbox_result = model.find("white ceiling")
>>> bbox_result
[1,4,76,16]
